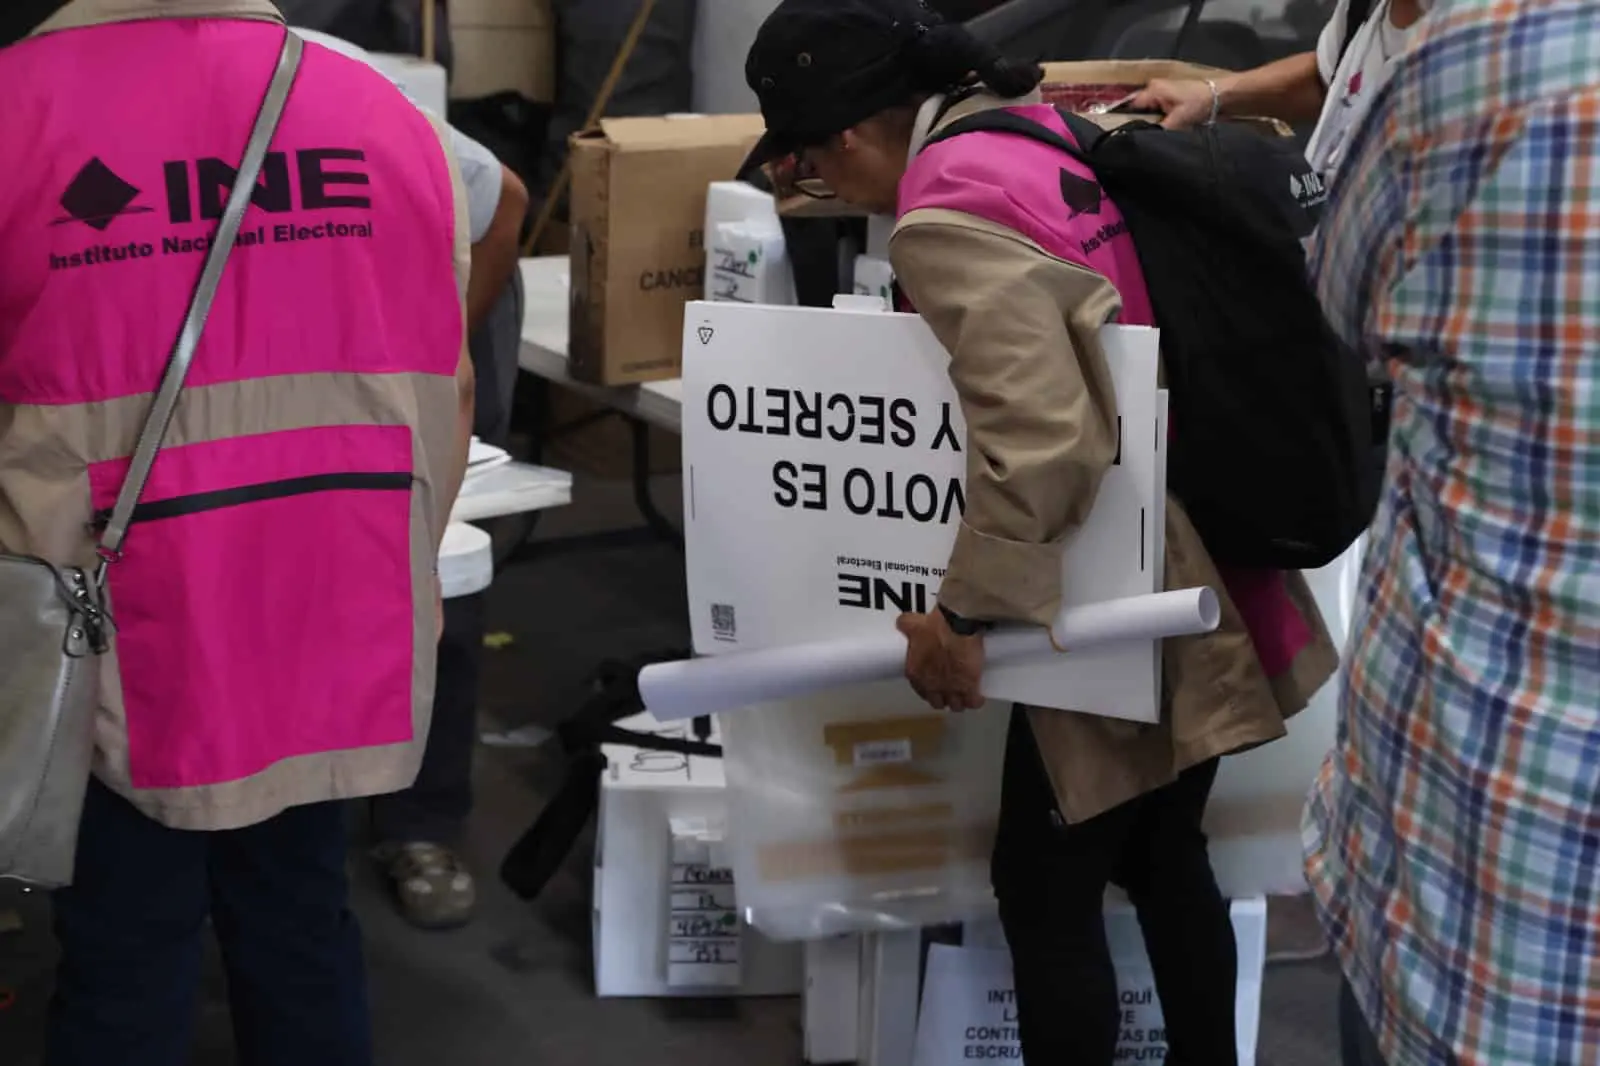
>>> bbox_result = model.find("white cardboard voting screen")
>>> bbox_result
[915,900,1267,1066]
[680,301,1166,723]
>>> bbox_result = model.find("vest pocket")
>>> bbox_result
[101,471,413,527]
[88,425,420,791]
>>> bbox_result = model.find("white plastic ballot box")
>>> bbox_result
[592,714,803,998]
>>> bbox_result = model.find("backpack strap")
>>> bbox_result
[920,106,1089,162]
[921,104,1094,163]
[919,104,1142,164]
[1336,0,1376,69]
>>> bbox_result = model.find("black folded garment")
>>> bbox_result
[499,650,720,902]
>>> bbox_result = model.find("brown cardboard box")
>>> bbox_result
[1039,57,1233,110]
[1039,59,1292,137]
[568,114,766,385]
[449,0,555,103]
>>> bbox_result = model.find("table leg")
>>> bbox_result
[630,417,683,548]
[499,372,683,566]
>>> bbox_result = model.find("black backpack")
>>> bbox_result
[921,107,1380,570]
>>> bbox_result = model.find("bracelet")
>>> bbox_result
[1205,78,1221,125]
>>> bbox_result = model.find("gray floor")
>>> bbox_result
[0,473,1344,1065]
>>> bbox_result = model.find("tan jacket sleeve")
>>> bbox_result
[890,208,1122,627]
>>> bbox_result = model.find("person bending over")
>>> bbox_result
[741,2,1336,1062]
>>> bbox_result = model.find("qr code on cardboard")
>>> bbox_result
[711,603,736,640]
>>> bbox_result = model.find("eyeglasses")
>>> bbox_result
[788,149,836,200]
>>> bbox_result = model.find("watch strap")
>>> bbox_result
[938,603,991,636]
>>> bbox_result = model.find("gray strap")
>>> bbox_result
[96,30,304,565]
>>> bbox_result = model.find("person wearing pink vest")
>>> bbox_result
[0,2,474,1063]
[744,3,1336,1063]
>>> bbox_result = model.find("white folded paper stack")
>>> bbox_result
[465,436,512,479]
[451,438,573,525]
[437,522,493,599]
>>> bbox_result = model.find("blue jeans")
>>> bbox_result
[46,779,372,1066]
[1341,978,1388,1066]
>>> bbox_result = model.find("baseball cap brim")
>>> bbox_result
[738,128,796,180]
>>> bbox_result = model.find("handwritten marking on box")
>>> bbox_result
[666,826,741,988]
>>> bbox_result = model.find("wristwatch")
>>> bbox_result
[938,603,991,636]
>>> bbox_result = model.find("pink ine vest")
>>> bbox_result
[0,20,463,806]
[899,104,1311,675]
[899,104,1156,328]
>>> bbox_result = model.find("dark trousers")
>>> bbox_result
[991,709,1237,1065]
[1340,979,1388,1066]
[370,593,485,844]
[46,778,371,1066]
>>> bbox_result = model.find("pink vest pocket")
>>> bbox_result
[89,424,417,790]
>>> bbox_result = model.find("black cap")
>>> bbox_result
[743,0,942,171]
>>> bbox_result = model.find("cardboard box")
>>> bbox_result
[1039,57,1231,109]
[1039,59,1293,137]
[568,115,766,385]
[449,0,555,103]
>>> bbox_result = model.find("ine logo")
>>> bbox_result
[53,158,154,232]
[1058,169,1103,217]
[1290,170,1328,209]
[46,147,376,274]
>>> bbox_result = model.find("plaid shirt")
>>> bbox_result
[1303,0,1600,1063]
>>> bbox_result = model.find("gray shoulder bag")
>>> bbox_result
[0,31,304,887]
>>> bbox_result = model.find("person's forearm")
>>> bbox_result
[465,168,529,330]
[436,356,476,550]
[1216,52,1327,125]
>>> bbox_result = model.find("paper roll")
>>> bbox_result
[642,587,1220,722]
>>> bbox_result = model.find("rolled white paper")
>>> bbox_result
[641,586,1220,722]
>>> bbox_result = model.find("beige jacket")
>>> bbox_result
[891,94,1338,824]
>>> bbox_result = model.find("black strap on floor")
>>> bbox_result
[499,651,720,902]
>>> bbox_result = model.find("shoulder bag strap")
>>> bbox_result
[95,30,304,573]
